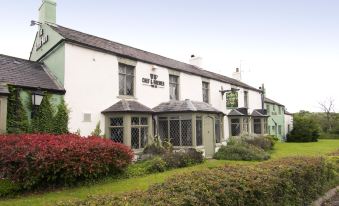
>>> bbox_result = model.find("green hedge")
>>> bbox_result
[57,156,336,206]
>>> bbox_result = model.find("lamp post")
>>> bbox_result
[31,90,45,118]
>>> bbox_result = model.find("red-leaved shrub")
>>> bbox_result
[0,134,133,190]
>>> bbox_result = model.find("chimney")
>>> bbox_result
[39,0,56,24]
[232,68,241,81]
[189,55,203,68]
[260,83,266,110]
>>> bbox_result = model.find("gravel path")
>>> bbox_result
[322,191,339,206]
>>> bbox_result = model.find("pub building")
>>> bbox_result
[0,0,269,157]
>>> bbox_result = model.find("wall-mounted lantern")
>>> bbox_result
[31,89,45,118]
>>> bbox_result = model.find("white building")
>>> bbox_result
[28,0,268,157]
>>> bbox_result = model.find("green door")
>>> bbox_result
[203,116,215,158]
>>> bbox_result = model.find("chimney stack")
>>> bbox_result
[39,0,56,24]
[189,55,203,68]
[232,68,242,81]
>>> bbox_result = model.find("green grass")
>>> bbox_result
[0,139,338,206]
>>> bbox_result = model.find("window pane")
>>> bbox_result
[159,120,169,141]
[170,120,180,146]
[231,119,240,136]
[196,118,203,146]
[126,75,134,95]
[110,128,123,143]
[119,74,125,95]
[131,127,139,149]
[131,117,139,125]
[170,83,178,100]
[140,127,148,148]
[126,66,134,75]
[110,117,123,126]
[181,120,192,146]
[119,64,126,74]
[244,91,248,108]
[254,119,262,134]
[141,117,148,125]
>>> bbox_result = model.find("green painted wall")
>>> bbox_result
[30,24,65,85]
[30,24,64,62]
[265,102,285,140]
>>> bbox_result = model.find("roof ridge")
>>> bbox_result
[49,24,260,92]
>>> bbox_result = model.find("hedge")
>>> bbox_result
[57,156,337,206]
[0,134,133,192]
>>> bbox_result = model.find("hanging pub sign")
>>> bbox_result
[226,91,238,108]
[142,74,165,88]
[35,28,49,51]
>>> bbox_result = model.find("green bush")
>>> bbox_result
[163,149,204,168]
[0,179,20,197]
[244,135,276,151]
[57,157,336,206]
[287,115,320,142]
[214,143,270,161]
[143,136,171,156]
[146,157,167,173]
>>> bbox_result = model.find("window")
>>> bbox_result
[215,117,221,143]
[202,82,209,103]
[272,126,276,134]
[231,118,241,136]
[196,116,203,146]
[278,107,282,115]
[278,125,282,135]
[264,119,268,134]
[253,118,262,134]
[242,118,249,133]
[109,117,124,143]
[119,63,134,96]
[266,105,270,114]
[244,91,248,108]
[169,75,179,100]
[131,117,148,149]
[158,116,192,146]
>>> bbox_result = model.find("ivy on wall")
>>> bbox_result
[6,86,30,134]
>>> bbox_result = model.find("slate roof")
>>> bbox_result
[284,111,293,115]
[251,109,268,117]
[102,99,153,113]
[228,108,249,116]
[0,54,64,93]
[264,97,284,107]
[0,84,9,95]
[153,99,224,114]
[49,24,261,92]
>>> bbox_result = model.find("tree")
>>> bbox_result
[319,98,335,133]
[6,86,30,134]
[31,95,54,133]
[287,114,320,142]
[53,98,69,134]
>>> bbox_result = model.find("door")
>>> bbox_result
[203,116,215,158]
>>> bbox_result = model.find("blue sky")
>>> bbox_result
[1,0,339,112]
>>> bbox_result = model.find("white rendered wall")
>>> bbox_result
[64,43,263,137]
[284,114,293,136]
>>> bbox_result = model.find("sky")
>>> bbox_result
[1,0,338,113]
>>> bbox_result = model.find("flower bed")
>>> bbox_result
[0,134,133,195]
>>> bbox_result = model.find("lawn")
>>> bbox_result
[0,139,338,206]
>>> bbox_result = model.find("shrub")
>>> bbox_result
[244,135,276,151]
[163,149,204,168]
[125,157,167,177]
[214,143,270,161]
[143,136,171,156]
[57,157,336,206]
[146,157,167,173]
[0,179,20,197]
[0,134,133,191]
[287,115,320,142]
[53,98,69,134]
